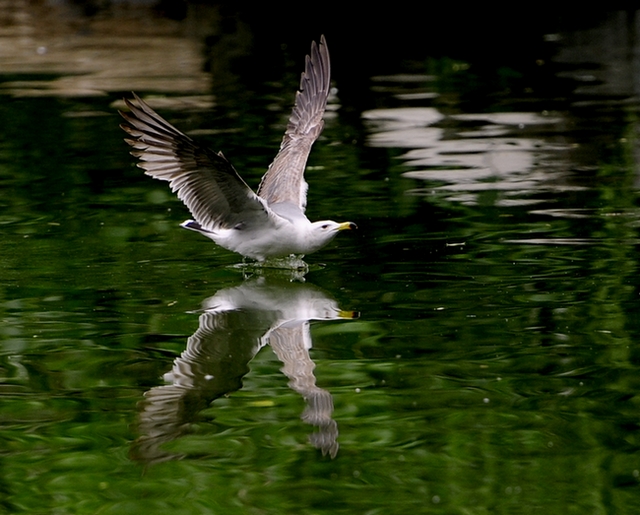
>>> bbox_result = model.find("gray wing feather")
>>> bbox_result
[257,35,331,211]
[120,93,273,231]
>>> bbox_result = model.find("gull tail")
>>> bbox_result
[180,219,213,235]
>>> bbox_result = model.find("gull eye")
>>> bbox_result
[321,224,330,229]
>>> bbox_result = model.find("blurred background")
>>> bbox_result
[2,2,640,514]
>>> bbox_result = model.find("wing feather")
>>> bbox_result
[257,35,331,211]
[120,94,273,231]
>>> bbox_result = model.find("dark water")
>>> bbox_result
[2,4,640,514]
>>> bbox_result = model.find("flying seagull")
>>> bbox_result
[119,36,355,262]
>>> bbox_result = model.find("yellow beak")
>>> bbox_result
[338,222,357,231]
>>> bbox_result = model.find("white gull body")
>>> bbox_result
[119,36,355,262]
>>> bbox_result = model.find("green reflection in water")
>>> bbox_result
[2,26,640,515]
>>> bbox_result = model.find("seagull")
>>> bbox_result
[119,36,356,262]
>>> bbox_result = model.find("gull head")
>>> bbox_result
[307,220,357,251]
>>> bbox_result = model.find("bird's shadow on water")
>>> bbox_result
[130,274,358,464]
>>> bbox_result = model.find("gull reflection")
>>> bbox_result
[132,276,357,463]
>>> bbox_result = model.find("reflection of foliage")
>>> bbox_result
[2,45,640,513]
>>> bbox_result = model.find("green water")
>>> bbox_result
[2,6,640,514]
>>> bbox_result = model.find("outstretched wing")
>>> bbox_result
[120,93,272,231]
[257,35,331,212]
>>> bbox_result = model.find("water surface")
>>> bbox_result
[2,5,640,514]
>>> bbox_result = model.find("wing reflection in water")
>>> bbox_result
[131,276,357,463]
